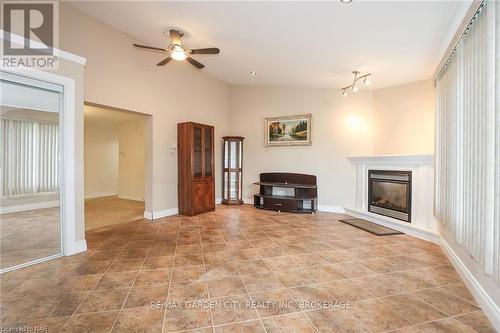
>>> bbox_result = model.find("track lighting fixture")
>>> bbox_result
[341,71,372,97]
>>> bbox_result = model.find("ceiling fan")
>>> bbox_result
[132,29,220,69]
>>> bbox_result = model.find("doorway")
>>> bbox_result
[83,104,150,230]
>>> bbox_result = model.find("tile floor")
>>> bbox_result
[0,205,496,333]
[0,207,61,269]
[0,196,143,270]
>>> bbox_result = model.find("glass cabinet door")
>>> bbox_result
[222,137,244,204]
[204,127,212,177]
[193,127,202,177]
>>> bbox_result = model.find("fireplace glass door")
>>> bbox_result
[368,170,411,222]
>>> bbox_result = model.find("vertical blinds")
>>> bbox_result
[435,1,500,281]
[2,118,59,196]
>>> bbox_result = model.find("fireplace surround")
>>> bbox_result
[368,170,412,222]
[346,155,437,242]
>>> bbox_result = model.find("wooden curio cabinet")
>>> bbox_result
[178,122,215,216]
[222,136,244,205]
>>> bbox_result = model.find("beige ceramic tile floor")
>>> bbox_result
[0,197,143,270]
[0,207,61,269]
[0,205,496,333]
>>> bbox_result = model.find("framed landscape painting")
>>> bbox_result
[264,113,312,146]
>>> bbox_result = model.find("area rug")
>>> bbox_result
[339,218,403,236]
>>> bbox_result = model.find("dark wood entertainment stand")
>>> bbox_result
[253,173,318,214]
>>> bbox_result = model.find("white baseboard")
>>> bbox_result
[440,237,500,331]
[0,200,59,214]
[144,207,178,220]
[318,205,345,213]
[343,208,440,243]
[84,192,118,199]
[65,239,87,256]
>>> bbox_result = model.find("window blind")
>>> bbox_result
[2,118,59,196]
[435,1,500,281]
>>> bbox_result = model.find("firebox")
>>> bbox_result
[368,170,411,222]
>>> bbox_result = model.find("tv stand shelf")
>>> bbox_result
[253,181,317,189]
[253,173,318,214]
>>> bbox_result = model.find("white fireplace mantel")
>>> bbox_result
[345,154,439,242]
[347,154,434,165]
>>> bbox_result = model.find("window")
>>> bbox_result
[435,1,500,281]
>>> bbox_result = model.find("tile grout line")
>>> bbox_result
[197,216,216,333]
[108,223,158,333]
[161,215,182,333]
[255,228,321,333]
[379,307,485,333]
[68,232,134,321]
[218,218,268,332]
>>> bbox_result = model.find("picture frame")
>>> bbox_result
[264,113,312,146]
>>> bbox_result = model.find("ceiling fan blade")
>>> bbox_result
[186,57,205,69]
[133,43,167,53]
[170,29,182,45]
[190,48,220,55]
[157,57,172,66]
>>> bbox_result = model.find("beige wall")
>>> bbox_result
[373,80,435,155]
[84,123,119,198]
[228,86,375,209]
[59,4,229,214]
[117,120,145,201]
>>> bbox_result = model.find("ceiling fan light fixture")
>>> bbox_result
[170,45,187,61]
[171,50,187,61]
[342,90,348,98]
[132,29,219,70]
[352,85,359,92]
[364,77,371,86]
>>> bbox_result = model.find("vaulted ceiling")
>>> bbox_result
[69,1,471,89]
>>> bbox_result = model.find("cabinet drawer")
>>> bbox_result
[263,197,297,211]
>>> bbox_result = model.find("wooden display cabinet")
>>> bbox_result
[178,122,215,216]
[222,136,244,205]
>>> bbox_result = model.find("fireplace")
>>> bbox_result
[368,170,411,222]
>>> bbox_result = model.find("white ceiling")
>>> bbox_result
[84,105,146,126]
[69,1,471,89]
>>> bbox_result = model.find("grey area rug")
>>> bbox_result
[339,218,404,236]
